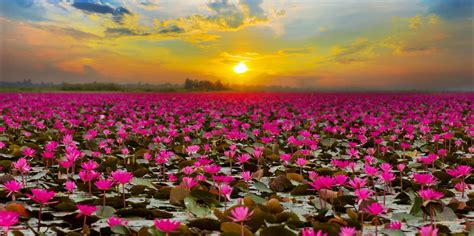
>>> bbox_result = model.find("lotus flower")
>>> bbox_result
[27,188,56,231]
[154,219,181,236]
[0,210,19,234]
[111,170,133,208]
[3,180,22,201]
[107,216,128,227]
[339,226,356,236]
[418,225,438,236]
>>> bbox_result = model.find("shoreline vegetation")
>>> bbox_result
[0,79,472,93]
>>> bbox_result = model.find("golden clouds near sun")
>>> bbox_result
[233,62,248,74]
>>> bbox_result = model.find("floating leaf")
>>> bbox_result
[254,181,272,193]
[221,222,254,236]
[260,226,296,236]
[95,206,117,218]
[131,177,157,190]
[184,196,211,218]
[111,225,131,235]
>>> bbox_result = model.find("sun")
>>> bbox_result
[233,62,248,74]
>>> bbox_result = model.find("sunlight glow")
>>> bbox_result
[233,62,248,74]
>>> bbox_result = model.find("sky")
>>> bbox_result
[0,0,473,90]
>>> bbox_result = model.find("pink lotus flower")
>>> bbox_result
[418,189,444,201]
[280,153,291,165]
[186,145,200,154]
[81,160,99,171]
[27,188,56,231]
[418,225,438,236]
[241,171,252,182]
[3,180,22,201]
[181,177,198,190]
[301,228,328,236]
[111,170,133,184]
[228,206,254,222]
[364,165,379,176]
[219,184,233,201]
[12,158,31,174]
[0,210,20,234]
[27,188,56,205]
[107,216,128,227]
[348,177,367,189]
[22,147,36,157]
[295,157,307,167]
[76,204,96,217]
[354,188,373,205]
[339,226,356,236]
[386,221,402,230]
[112,170,133,208]
[397,164,406,172]
[237,154,251,164]
[446,165,472,178]
[413,173,436,189]
[95,178,114,190]
[365,202,385,216]
[154,219,181,235]
[65,180,76,193]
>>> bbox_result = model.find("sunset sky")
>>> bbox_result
[1,0,473,90]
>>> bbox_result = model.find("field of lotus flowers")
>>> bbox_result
[0,92,473,236]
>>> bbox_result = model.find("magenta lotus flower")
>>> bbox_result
[185,145,200,154]
[418,189,444,201]
[418,225,438,236]
[365,202,385,216]
[3,180,22,201]
[112,170,133,208]
[348,177,367,189]
[181,177,198,190]
[386,221,402,230]
[0,210,20,234]
[301,228,328,236]
[365,202,385,236]
[354,188,373,205]
[22,147,36,157]
[95,178,114,190]
[228,206,254,236]
[12,158,31,185]
[154,219,181,235]
[107,216,128,227]
[219,184,233,202]
[236,154,251,170]
[111,170,133,184]
[81,160,99,171]
[65,180,76,193]
[228,206,254,222]
[339,226,356,236]
[95,178,114,206]
[27,188,56,231]
[446,165,472,178]
[364,165,379,176]
[77,204,96,232]
[413,173,436,189]
[76,204,96,217]
[27,188,56,205]
[241,171,252,182]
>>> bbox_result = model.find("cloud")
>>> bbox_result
[428,0,473,19]
[156,0,275,35]
[104,24,183,37]
[330,38,374,64]
[278,48,312,55]
[71,0,131,23]
[0,0,47,21]
[401,46,438,55]
[35,25,101,40]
